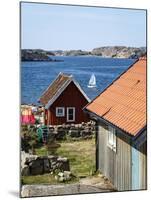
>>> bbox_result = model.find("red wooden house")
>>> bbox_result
[39,72,90,125]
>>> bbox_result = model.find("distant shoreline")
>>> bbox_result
[21,59,63,62]
[21,56,135,62]
[21,46,146,60]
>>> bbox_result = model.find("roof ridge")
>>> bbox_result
[59,72,73,78]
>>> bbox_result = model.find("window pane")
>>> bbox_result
[109,131,113,145]
[56,107,64,117]
[68,114,73,120]
[108,126,116,152]
[58,109,62,113]
[69,109,73,114]
[67,108,75,121]
[113,133,116,148]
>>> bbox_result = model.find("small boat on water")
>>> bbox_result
[87,73,96,88]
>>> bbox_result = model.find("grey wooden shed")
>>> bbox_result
[84,57,147,191]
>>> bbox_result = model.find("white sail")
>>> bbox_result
[88,73,96,88]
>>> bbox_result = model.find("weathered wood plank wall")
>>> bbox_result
[97,122,131,191]
[138,141,147,189]
[97,121,147,191]
[116,132,131,191]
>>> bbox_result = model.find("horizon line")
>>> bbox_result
[21,45,147,51]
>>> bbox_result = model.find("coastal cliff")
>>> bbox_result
[54,46,146,58]
[91,46,146,58]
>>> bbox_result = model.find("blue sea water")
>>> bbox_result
[21,56,135,105]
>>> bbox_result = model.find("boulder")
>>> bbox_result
[48,126,54,131]
[58,172,64,177]
[64,171,72,181]
[48,155,58,163]
[57,171,72,182]
[43,158,51,173]
[80,130,90,137]
[25,156,37,165]
[22,165,30,176]
[57,157,68,162]
[57,157,70,171]
[57,125,63,130]
[56,130,66,140]
[65,124,71,130]
[24,157,51,175]
[68,130,80,138]
[29,158,44,175]
[58,176,64,182]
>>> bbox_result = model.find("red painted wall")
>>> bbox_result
[45,82,89,125]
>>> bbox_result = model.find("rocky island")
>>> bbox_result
[21,49,63,62]
[91,46,146,58]
[54,46,146,58]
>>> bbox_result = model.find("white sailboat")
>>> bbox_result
[87,73,96,88]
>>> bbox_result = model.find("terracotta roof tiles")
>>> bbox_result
[86,57,146,136]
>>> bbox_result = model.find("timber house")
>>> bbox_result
[84,57,147,191]
[39,72,90,125]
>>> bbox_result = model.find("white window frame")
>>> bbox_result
[56,107,65,117]
[107,126,116,152]
[67,107,75,122]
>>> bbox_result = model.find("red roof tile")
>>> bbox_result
[86,58,146,136]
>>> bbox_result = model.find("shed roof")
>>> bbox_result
[85,57,146,136]
[39,72,90,108]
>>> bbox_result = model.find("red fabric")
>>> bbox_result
[21,109,35,124]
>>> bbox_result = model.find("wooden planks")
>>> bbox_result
[115,132,131,191]
[138,141,147,189]
[97,123,131,191]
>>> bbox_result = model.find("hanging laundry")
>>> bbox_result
[21,108,35,124]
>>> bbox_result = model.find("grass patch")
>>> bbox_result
[22,138,95,185]
[22,174,78,185]
[36,138,96,177]
[22,174,57,185]
[35,146,48,156]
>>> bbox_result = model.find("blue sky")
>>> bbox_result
[21,2,146,50]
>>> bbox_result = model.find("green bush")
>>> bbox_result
[21,125,39,154]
